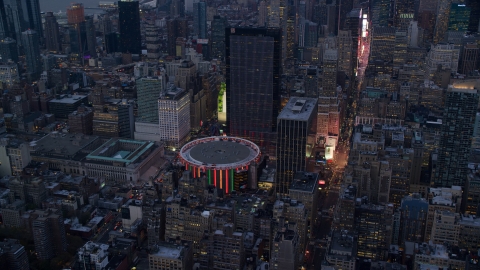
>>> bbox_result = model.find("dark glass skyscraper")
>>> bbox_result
[448,3,471,32]
[225,27,281,156]
[44,12,61,52]
[434,86,479,188]
[193,1,206,39]
[211,15,227,60]
[21,29,40,81]
[118,0,141,54]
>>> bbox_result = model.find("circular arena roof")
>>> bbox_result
[179,136,261,170]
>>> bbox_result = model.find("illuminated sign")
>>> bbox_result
[400,13,414,19]
[325,146,334,160]
[318,180,326,185]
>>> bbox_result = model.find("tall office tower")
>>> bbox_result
[67,3,84,24]
[460,43,479,75]
[304,67,319,98]
[304,21,318,47]
[393,0,415,28]
[93,99,135,138]
[321,49,338,98]
[398,194,428,245]
[434,86,479,188]
[21,29,40,81]
[466,0,480,32]
[465,172,480,215]
[0,37,18,62]
[137,77,164,123]
[276,97,317,196]
[193,1,206,38]
[118,0,141,54]
[268,0,281,27]
[31,209,67,260]
[337,30,353,78]
[226,27,281,156]
[145,21,161,59]
[371,0,391,27]
[3,0,43,46]
[425,43,459,79]
[166,18,188,56]
[211,16,227,60]
[85,16,96,57]
[434,0,452,44]
[170,0,184,17]
[285,2,296,60]
[448,3,471,32]
[44,12,61,52]
[158,85,190,148]
[344,9,362,75]
[338,0,354,31]
[356,203,393,261]
[369,27,396,64]
[0,239,29,270]
[258,1,267,27]
[393,30,408,68]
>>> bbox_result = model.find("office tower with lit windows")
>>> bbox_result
[0,37,18,62]
[321,49,338,98]
[369,27,395,64]
[3,0,43,46]
[434,86,479,188]
[276,97,317,196]
[344,9,362,75]
[371,0,391,27]
[166,18,188,56]
[118,0,141,54]
[67,3,85,24]
[21,30,41,81]
[434,0,452,44]
[225,27,281,156]
[466,0,480,32]
[158,85,191,148]
[44,12,61,52]
[398,194,428,245]
[193,1,206,39]
[337,30,353,79]
[447,3,471,33]
[394,0,415,28]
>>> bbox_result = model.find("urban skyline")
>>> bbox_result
[0,0,479,269]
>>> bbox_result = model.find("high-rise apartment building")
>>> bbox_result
[21,29,41,81]
[68,105,94,135]
[31,209,67,260]
[276,97,317,195]
[193,1,206,39]
[145,21,161,59]
[337,30,353,79]
[0,239,29,270]
[44,12,61,52]
[118,0,141,54]
[158,84,190,148]
[226,27,281,155]
[321,49,338,98]
[434,86,479,187]
[137,77,165,123]
[67,3,85,24]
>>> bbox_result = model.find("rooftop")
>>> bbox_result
[151,242,185,260]
[179,136,261,169]
[278,97,317,121]
[86,138,155,164]
[30,133,100,160]
[289,172,319,193]
[49,95,88,104]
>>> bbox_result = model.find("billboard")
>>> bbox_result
[325,146,334,160]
